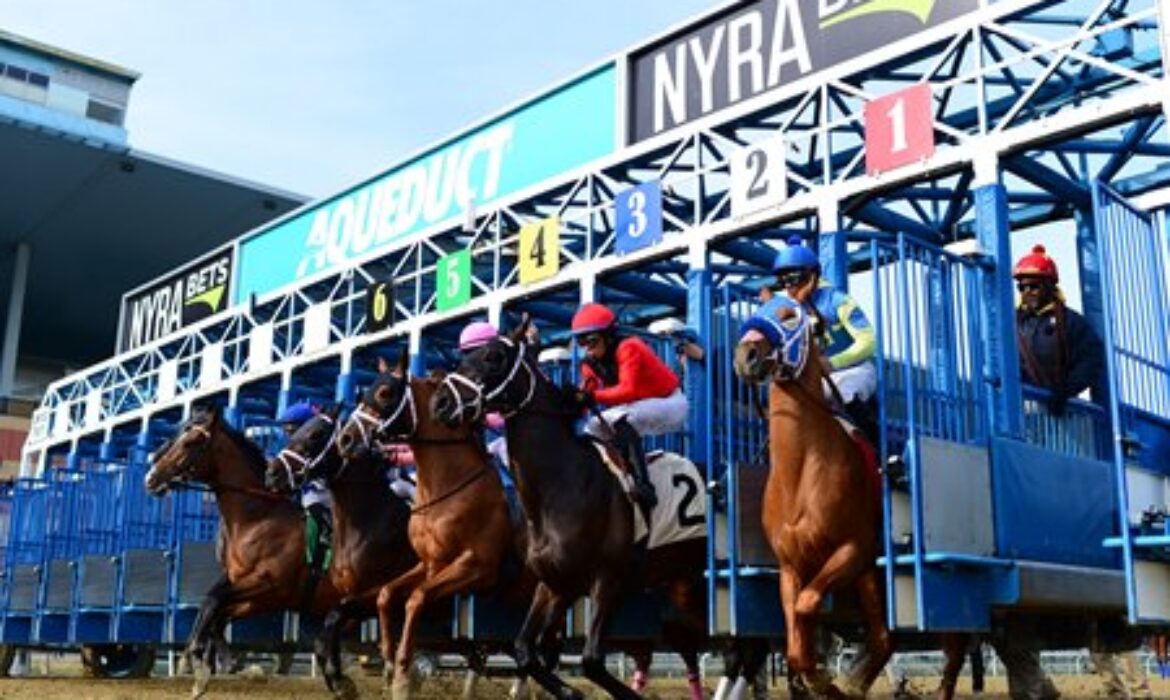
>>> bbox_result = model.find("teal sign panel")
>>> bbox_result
[236,64,616,303]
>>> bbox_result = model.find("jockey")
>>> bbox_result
[459,320,514,487]
[1013,244,1104,416]
[280,400,332,572]
[771,236,879,442]
[571,302,689,512]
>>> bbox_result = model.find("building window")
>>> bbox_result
[28,73,48,88]
[5,65,27,81]
[85,99,123,126]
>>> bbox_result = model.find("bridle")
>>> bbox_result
[149,422,213,487]
[440,337,536,420]
[273,413,339,490]
[753,305,813,383]
[341,376,418,454]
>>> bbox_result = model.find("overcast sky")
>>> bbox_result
[3,0,717,198]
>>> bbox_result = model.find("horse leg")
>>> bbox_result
[677,648,704,700]
[779,567,809,682]
[515,583,579,700]
[391,552,493,700]
[187,577,230,675]
[794,543,871,698]
[934,633,969,700]
[579,572,641,700]
[376,563,426,688]
[317,597,369,700]
[628,644,651,694]
[839,567,893,698]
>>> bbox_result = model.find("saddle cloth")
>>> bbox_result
[591,444,707,549]
[832,415,882,508]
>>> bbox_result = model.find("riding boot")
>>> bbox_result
[613,417,657,519]
[305,504,333,574]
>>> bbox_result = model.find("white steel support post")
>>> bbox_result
[818,198,847,291]
[224,387,242,430]
[277,369,294,418]
[1,242,30,399]
[579,275,596,304]
[973,154,1024,439]
[1158,0,1170,124]
[409,328,425,377]
[335,349,355,405]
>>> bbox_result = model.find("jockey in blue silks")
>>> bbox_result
[748,237,880,444]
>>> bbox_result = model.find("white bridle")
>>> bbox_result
[342,377,418,452]
[274,412,338,489]
[440,337,536,420]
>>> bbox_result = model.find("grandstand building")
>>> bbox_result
[0,30,306,477]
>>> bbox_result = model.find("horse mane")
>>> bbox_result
[215,419,269,482]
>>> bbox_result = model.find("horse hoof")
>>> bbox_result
[191,666,211,700]
[332,675,359,700]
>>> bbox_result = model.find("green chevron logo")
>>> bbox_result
[820,0,939,29]
[186,285,226,311]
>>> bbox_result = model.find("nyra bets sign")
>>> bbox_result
[236,64,616,303]
[118,250,234,352]
[628,0,978,142]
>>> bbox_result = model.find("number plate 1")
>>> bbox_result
[519,216,560,285]
[615,181,663,255]
[436,249,472,312]
[865,83,935,175]
[730,136,787,217]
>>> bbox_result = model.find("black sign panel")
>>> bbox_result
[118,250,234,352]
[629,0,979,142]
[365,279,395,333]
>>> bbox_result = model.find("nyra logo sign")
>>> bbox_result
[120,251,233,352]
[629,0,975,141]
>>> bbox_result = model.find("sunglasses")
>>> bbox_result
[1016,281,1045,293]
[580,334,604,349]
[777,271,810,289]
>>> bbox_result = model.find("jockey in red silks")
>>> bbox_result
[571,302,689,511]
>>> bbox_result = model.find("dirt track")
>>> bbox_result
[0,671,1166,699]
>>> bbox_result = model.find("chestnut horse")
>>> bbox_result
[331,354,537,700]
[265,405,416,700]
[735,298,979,699]
[432,323,709,700]
[145,406,344,699]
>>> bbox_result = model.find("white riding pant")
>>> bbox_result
[584,389,689,438]
[300,479,333,509]
[825,359,877,404]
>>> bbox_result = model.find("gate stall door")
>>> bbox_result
[1092,182,1170,624]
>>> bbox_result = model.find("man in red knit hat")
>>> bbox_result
[1013,244,1104,416]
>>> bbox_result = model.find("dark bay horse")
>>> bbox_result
[331,354,533,700]
[144,406,344,698]
[431,323,708,700]
[265,405,416,700]
[735,298,974,699]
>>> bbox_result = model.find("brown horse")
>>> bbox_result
[734,300,892,697]
[144,406,344,698]
[432,322,709,700]
[735,299,981,699]
[331,354,530,700]
[265,405,416,700]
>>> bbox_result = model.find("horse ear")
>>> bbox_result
[777,306,797,322]
[508,314,532,343]
[328,404,342,420]
[377,355,391,374]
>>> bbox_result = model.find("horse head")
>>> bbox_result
[336,351,414,461]
[265,405,342,494]
[431,320,536,427]
[145,406,223,495]
[733,297,814,385]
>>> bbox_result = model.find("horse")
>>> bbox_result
[330,354,539,700]
[735,298,989,699]
[431,321,709,700]
[144,406,344,699]
[265,405,416,700]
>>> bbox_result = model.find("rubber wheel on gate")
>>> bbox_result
[80,644,155,678]
[0,645,15,677]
